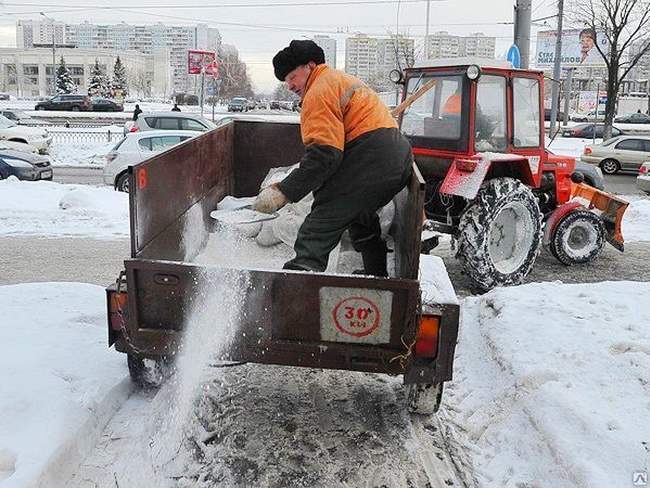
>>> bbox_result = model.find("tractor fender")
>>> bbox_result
[439,152,533,199]
[543,200,583,247]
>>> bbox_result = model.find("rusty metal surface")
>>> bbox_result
[393,163,426,280]
[232,121,304,197]
[130,124,235,260]
[121,259,422,375]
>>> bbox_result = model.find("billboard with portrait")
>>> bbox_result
[188,50,217,75]
[535,29,608,67]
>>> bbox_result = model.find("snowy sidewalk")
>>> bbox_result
[0,283,129,488]
[444,281,650,487]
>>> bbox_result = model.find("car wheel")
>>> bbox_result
[115,172,130,193]
[600,159,620,175]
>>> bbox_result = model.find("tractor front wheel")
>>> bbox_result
[549,209,605,265]
[456,177,542,291]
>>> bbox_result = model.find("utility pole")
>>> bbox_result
[513,0,532,69]
[40,12,56,95]
[424,0,430,59]
[562,67,573,126]
[549,0,564,138]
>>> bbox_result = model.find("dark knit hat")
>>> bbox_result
[273,40,325,81]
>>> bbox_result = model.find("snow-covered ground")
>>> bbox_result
[0,282,128,488]
[0,178,129,239]
[2,278,648,487]
[2,179,648,243]
[49,140,114,167]
[443,280,650,487]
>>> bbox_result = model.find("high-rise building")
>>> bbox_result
[17,19,67,48]
[313,35,337,68]
[345,34,378,82]
[16,20,221,94]
[424,31,495,59]
[345,34,414,88]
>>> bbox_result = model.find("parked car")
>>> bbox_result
[91,97,124,112]
[570,110,607,123]
[562,123,624,139]
[0,149,52,181]
[614,112,650,124]
[103,130,200,192]
[0,114,51,154]
[544,108,566,121]
[574,160,605,190]
[0,109,50,126]
[34,94,92,112]
[227,97,248,112]
[124,112,217,135]
[269,100,281,110]
[581,135,650,174]
[0,140,38,154]
[637,162,650,194]
[0,93,10,101]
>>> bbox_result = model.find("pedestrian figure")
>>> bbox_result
[132,104,142,121]
[171,103,181,112]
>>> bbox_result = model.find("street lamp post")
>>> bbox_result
[40,12,56,95]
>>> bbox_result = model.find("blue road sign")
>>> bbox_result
[507,45,521,69]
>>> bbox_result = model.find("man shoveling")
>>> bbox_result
[253,39,413,277]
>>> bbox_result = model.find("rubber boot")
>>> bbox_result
[361,244,388,277]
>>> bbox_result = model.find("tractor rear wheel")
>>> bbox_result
[456,177,542,291]
[549,209,605,265]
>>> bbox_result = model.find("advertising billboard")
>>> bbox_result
[188,50,217,75]
[536,29,608,67]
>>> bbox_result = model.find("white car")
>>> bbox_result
[103,129,200,192]
[0,114,51,154]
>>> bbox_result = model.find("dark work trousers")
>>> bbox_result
[284,128,413,273]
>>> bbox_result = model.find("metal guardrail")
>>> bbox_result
[48,129,123,144]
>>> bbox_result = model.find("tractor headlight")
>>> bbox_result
[466,65,481,81]
[389,69,404,84]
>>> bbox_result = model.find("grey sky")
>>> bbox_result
[0,0,556,92]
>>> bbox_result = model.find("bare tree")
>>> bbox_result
[569,0,650,138]
[217,47,254,99]
[272,83,298,101]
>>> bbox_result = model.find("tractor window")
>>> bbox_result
[400,74,469,152]
[513,77,541,148]
[475,75,507,152]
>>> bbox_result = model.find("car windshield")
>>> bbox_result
[0,114,17,128]
[195,116,217,129]
[400,72,469,152]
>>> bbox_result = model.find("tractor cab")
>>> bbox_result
[396,59,548,190]
[389,59,628,291]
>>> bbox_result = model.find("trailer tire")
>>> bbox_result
[127,354,174,389]
[456,177,542,291]
[550,209,605,265]
[407,383,443,415]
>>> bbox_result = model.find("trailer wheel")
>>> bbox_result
[550,209,605,265]
[407,383,443,415]
[456,177,542,291]
[127,354,174,388]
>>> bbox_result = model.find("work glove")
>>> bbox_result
[253,184,288,214]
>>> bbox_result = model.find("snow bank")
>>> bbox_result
[445,281,650,487]
[0,177,129,239]
[622,198,650,242]
[0,283,128,488]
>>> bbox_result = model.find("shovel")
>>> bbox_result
[210,205,279,225]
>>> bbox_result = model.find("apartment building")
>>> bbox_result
[345,34,414,87]
[16,20,221,95]
[313,35,337,68]
[424,31,496,59]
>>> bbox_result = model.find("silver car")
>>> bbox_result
[124,111,217,135]
[581,135,650,174]
[103,130,200,192]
